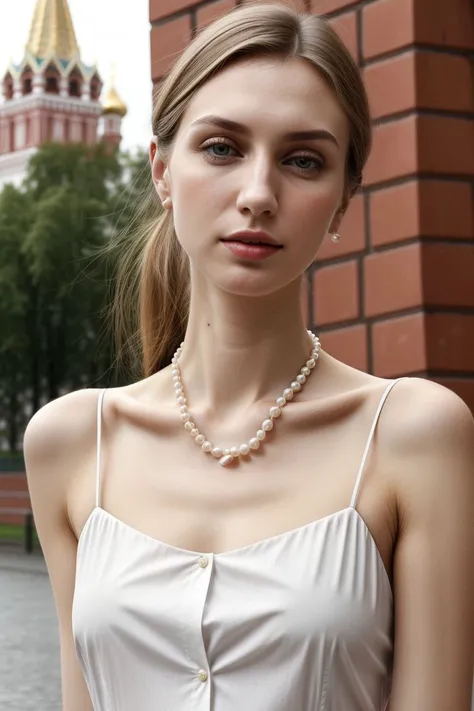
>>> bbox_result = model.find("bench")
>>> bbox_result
[0,474,36,554]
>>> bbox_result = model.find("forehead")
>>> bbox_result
[179,56,349,145]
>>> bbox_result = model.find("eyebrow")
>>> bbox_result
[190,115,340,148]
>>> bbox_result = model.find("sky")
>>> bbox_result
[0,0,153,153]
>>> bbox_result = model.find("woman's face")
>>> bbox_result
[152,56,350,297]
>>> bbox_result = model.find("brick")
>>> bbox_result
[329,10,358,60]
[372,312,426,376]
[416,53,474,113]
[426,314,474,372]
[370,180,474,246]
[364,116,417,186]
[418,116,474,176]
[369,182,419,246]
[319,324,368,371]
[313,260,359,326]
[413,0,474,50]
[363,0,414,60]
[197,0,236,30]
[364,243,422,317]
[418,181,473,240]
[364,53,416,120]
[316,193,365,261]
[363,0,474,60]
[432,378,474,414]
[312,0,360,14]
[422,243,474,308]
[150,0,196,22]
[150,15,192,82]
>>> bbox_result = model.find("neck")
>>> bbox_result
[177,275,315,420]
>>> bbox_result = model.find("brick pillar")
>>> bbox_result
[149,0,474,410]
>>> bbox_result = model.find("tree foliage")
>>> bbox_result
[0,142,149,451]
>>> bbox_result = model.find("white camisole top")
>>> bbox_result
[73,379,402,711]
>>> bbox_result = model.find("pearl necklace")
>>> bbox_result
[172,331,321,467]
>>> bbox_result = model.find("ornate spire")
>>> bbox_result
[26,0,80,62]
[102,85,128,118]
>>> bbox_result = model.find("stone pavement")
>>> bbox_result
[0,547,61,711]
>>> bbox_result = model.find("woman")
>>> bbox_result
[24,3,474,710]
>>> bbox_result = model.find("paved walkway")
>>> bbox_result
[0,547,61,711]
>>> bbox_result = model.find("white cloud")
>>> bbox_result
[0,0,153,152]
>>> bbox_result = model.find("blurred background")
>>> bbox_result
[0,0,473,708]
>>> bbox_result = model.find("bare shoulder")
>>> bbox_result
[24,388,103,475]
[378,377,474,521]
[380,376,474,454]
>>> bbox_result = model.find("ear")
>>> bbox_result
[149,138,171,204]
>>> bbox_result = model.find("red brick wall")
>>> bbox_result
[149,0,474,410]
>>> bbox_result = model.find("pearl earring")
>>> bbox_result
[162,197,172,210]
[331,232,340,243]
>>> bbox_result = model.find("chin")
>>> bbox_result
[209,265,302,299]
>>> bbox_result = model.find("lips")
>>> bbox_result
[221,230,283,248]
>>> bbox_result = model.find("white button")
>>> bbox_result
[198,669,208,683]
[198,556,209,568]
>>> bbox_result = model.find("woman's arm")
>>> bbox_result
[24,390,98,711]
[387,379,474,711]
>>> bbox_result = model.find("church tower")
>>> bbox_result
[0,0,126,189]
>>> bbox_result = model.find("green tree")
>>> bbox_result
[0,141,143,451]
[0,186,35,451]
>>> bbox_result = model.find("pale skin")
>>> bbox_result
[24,56,474,711]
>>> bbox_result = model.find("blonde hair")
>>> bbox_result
[113,2,372,378]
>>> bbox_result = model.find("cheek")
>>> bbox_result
[287,185,341,238]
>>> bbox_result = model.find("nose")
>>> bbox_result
[236,158,278,218]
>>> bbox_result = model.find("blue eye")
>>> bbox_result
[288,156,323,172]
[202,141,236,160]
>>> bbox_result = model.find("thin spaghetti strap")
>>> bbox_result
[349,378,406,510]
[96,389,107,509]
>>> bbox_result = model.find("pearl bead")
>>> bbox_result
[173,331,321,465]
[219,454,234,467]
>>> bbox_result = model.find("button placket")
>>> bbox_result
[189,552,213,699]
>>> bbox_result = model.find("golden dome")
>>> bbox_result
[26,0,79,61]
[102,84,127,118]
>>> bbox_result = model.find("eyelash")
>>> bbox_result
[200,139,324,173]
